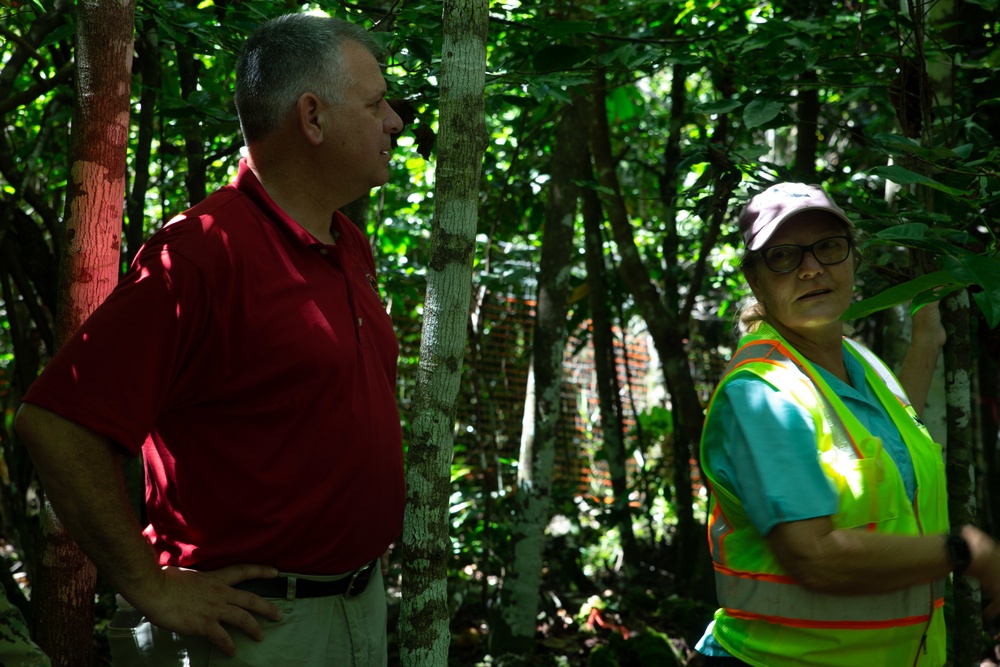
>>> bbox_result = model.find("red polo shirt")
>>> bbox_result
[23,160,404,574]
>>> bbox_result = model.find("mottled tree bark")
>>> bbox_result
[942,289,982,666]
[398,0,487,664]
[493,99,589,655]
[582,180,639,569]
[32,1,135,665]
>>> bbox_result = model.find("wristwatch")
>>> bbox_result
[946,531,971,576]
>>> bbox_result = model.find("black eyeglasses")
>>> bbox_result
[759,235,853,273]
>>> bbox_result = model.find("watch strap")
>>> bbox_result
[946,531,971,576]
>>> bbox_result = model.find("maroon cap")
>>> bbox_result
[739,182,853,250]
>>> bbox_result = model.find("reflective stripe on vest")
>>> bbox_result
[844,337,909,407]
[715,564,945,627]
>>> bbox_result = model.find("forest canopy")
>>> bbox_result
[2,0,1000,665]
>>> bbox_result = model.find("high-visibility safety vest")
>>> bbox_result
[702,322,948,667]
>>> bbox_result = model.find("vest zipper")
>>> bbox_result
[911,488,934,666]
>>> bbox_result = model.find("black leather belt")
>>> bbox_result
[234,560,377,599]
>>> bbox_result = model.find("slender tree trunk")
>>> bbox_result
[492,99,588,655]
[590,65,735,591]
[398,0,487,664]
[176,41,206,206]
[125,17,159,270]
[942,289,982,666]
[792,70,819,181]
[979,321,1000,535]
[582,185,639,568]
[32,2,135,665]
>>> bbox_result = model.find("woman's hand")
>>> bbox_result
[911,301,947,351]
[898,301,946,418]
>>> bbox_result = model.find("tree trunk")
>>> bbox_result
[582,184,639,569]
[492,99,588,655]
[125,17,160,270]
[32,1,135,665]
[979,320,1000,535]
[942,289,982,666]
[398,0,487,664]
[590,66,735,591]
[176,40,207,206]
[792,69,819,181]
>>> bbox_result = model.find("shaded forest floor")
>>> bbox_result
[381,554,1000,667]
[385,547,719,667]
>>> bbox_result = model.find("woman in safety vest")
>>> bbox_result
[695,182,1000,667]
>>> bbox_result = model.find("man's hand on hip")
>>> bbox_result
[132,563,283,657]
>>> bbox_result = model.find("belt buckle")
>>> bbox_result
[344,564,366,599]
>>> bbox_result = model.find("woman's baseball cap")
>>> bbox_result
[739,182,853,250]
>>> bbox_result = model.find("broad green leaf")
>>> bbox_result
[873,223,929,241]
[866,236,967,257]
[942,254,1000,328]
[973,291,1000,329]
[911,285,964,313]
[873,134,923,153]
[609,86,638,121]
[694,99,741,115]
[954,144,975,159]
[842,270,956,321]
[735,145,771,161]
[660,53,709,66]
[39,22,75,49]
[743,98,784,129]
[942,253,1000,288]
[868,166,968,196]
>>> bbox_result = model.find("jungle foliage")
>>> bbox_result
[2,0,1000,665]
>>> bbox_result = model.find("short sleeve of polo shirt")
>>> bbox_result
[705,376,839,536]
[21,234,212,456]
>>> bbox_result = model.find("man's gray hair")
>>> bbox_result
[235,14,384,145]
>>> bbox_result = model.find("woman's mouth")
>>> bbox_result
[798,289,831,301]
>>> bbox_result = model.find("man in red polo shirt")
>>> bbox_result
[15,13,404,666]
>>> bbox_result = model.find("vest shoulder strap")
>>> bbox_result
[842,338,911,408]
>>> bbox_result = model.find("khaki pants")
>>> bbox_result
[107,567,387,667]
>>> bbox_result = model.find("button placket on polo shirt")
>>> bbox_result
[317,242,365,344]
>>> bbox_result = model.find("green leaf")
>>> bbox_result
[660,53,709,66]
[973,291,1000,329]
[743,98,784,129]
[953,143,974,159]
[608,86,638,121]
[694,99,741,115]
[942,254,1000,328]
[842,270,957,320]
[912,285,964,313]
[873,223,929,241]
[735,145,771,160]
[39,22,75,49]
[872,134,930,158]
[868,166,968,196]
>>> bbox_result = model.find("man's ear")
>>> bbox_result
[297,92,324,146]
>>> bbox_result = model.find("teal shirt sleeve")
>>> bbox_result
[704,376,839,536]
